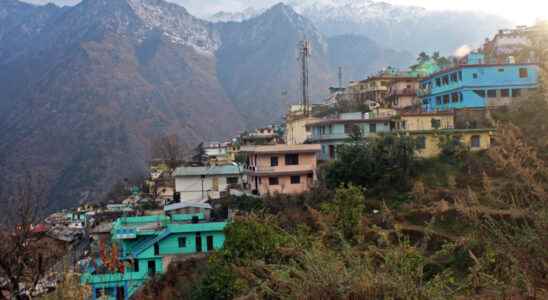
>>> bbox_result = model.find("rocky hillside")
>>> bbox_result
[0,0,244,209]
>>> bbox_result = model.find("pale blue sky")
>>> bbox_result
[21,0,547,24]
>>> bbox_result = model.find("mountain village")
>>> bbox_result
[4,19,548,300]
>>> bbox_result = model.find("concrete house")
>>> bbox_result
[419,53,539,111]
[394,111,494,158]
[306,111,395,160]
[385,77,421,109]
[81,214,227,300]
[241,144,321,196]
[174,164,242,202]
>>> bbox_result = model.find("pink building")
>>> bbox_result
[241,144,321,196]
[385,77,420,109]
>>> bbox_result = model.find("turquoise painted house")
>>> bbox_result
[420,53,539,111]
[306,111,394,160]
[82,214,227,300]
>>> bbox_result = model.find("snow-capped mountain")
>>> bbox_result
[209,7,263,23]
[210,0,512,54]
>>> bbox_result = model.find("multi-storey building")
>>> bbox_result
[174,165,242,202]
[81,214,227,300]
[385,76,421,109]
[419,53,539,111]
[306,110,396,160]
[241,144,321,196]
[394,110,494,158]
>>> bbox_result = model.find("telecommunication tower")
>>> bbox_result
[298,40,311,116]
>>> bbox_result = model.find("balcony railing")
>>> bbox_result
[245,164,315,174]
[417,87,432,97]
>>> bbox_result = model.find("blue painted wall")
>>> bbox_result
[421,64,539,111]
[309,119,392,160]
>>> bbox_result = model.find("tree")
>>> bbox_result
[151,134,188,170]
[192,142,207,165]
[417,52,430,63]
[0,172,63,299]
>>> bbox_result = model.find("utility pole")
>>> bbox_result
[299,40,311,117]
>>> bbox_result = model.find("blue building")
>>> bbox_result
[306,111,394,160]
[420,53,539,111]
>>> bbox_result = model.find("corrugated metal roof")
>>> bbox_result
[174,164,241,177]
[164,201,212,211]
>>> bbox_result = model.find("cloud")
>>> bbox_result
[453,45,472,58]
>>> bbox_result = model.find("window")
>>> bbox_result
[512,88,522,97]
[134,261,140,272]
[519,67,528,78]
[473,90,486,98]
[431,119,441,129]
[290,176,301,184]
[154,243,160,256]
[436,96,442,105]
[487,89,497,98]
[268,177,279,185]
[285,154,299,165]
[178,237,187,248]
[450,73,458,82]
[344,124,353,134]
[471,135,481,148]
[442,75,449,85]
[270,156,278,167]
[458,71,462,81]
[416,136,426,150]
[451,92,459,103]
[435,78,441,87]
[369,123,377,133]
[473,73,478,79]
[501,89,510,97]
[443,94,450,104]
[498,68,505,72]
[226,177,238,185]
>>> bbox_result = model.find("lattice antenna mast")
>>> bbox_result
[338,66,343,88]
[299,40,311,116]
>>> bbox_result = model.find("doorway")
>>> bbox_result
[147,260,156,276]
[195,233,202,252]
[206,236,214,251]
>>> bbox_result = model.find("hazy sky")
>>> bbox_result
[21,0,548,24]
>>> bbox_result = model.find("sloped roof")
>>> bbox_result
[164,201,212,211]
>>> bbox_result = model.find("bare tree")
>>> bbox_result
[151,134,188,170]
[0,171,62,299]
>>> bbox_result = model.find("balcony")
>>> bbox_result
[417,87,432,97]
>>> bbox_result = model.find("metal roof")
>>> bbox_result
[164,201,212,211]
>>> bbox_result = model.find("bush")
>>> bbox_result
[323,134,417,194]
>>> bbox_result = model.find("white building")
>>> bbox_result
[174,164,243,202]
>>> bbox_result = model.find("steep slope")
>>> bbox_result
[0,0,67,64]
[0,0,244,210]
[327,34,414,81]
[214,3,334,127]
